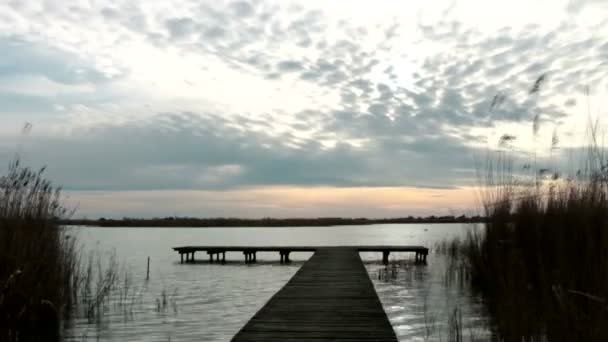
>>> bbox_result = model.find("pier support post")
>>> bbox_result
[285,251,291,263]
[253,252,257,263]
[222,252,226,263]
[192,252,195,263]
[216,253,220,262]
[209,252,213,263]
[382,251,390,265]
[180,253,184,264]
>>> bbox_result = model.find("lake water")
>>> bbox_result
[63,224,491,341]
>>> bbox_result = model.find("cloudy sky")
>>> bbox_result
[1,0,607,218]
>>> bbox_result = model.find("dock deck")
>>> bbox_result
[172,245,429,264]
[231,247,398,341]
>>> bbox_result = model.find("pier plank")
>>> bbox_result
[231,247,398,342]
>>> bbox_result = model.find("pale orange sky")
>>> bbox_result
[65,186,480,218]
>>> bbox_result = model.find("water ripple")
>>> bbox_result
[64,224,490,341]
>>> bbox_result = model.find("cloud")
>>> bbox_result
[1,0,608,216]
[566,0,608,13]
[277,60,304,72]
[0,36,109,84]
[1,110,480,191]
[229,1,255,17]
[165,18,197,40]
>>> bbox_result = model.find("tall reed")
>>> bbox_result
[0,158,76,340]
[453,80,608,340]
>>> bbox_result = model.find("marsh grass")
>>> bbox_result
[463,168,608,340]
[446,79,608,340]
[0,158,77,340]
[79,251,121,323]
[114,268,146,320]
[0,158,124,340]
[155,287,178,314]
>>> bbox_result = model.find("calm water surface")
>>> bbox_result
[64,224,491,341]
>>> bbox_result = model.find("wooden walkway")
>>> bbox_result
[173,245,429,264]
[231,247,398,342]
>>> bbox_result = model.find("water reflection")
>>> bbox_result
[366,257,491,341]
[64,224,490,341]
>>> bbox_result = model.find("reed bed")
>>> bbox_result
[447,78,608,340]
[0,159,77,340]
[0,158,122,340]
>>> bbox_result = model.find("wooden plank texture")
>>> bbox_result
[231,247,398,342]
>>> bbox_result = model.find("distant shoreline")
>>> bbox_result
[62,216,485,227]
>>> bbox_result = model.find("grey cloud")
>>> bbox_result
[204,26,226,39]
[350,79,374,94]
[1,111,482,191]
[368,103,387,116]
[323,70,348,85]
[0,36,110,84]
[397,21,608,131]
[286,9,325,38]
[156,4,327,78]
[0,36,116,122]
[297,36,312,48]
[300,71,319,81]
[277,60,304,72]
[376,84,393,101]
[303,17,606,176]
[229,1,254,17]
[3,0,608,197]
[298,59,347,84]
[96,4,150,35]
[100,7,119,19]
[564,98,577,107]
[0,93,55,115]
[339,90,357,107]
[91,1,382,92]
[566,0,608,13]
[166,18,197,39]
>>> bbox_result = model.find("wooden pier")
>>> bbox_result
[232,247,399,341]
[172,245,428,265]
[171,245,429,340]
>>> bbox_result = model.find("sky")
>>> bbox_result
[1,0,607,218]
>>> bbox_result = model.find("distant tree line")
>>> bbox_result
[61,215,486,227]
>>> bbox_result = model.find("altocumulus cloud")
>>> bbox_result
[0,0,608,216]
